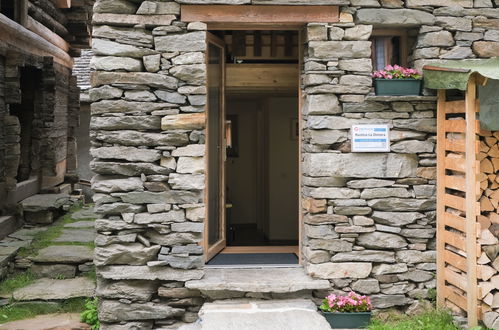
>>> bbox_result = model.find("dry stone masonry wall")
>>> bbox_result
[89,0,499,328]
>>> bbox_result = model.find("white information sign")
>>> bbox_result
[351,125,390,152]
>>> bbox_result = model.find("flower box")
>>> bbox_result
[321,311,372,329]
[374,78,422,96]
[320,291,372,329]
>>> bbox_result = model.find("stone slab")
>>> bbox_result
[30,245,94,263]
[179,299,332,330]
[8,227,47,240]
[0,313,90,330]
[53,229,96,243]
[0,216,21,241]
[21,194,71,212]
[185,268,329,294]
[71,208,98,220]
[12,278,95,301]
[64,221,96,229]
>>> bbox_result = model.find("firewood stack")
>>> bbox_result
[477,130,499,320]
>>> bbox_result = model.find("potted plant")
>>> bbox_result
[319,291,372,329]
[372,65,422,96]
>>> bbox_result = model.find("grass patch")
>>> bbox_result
[0,297,86,324]
[368,308,458,330]
[0,272,36,296]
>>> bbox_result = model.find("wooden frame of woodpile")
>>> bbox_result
[433,71,499,328]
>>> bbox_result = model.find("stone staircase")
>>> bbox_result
[0,206,97,304]
[179,299,333,330]
[179,267,334,330]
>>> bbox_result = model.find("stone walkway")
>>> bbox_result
[0,313,90,330]
[0,206,97,302]
[179,299,333,330]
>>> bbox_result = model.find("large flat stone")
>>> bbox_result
[30,245,94,263]
[21,194,71,212]
[12,278,95,301]
[181,299,331,330]
[99,266,204,281]
[53,229,96,243]
[186,268,329,294]
[304,153,418,178]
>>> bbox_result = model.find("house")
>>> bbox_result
[0,0,93,233]
[88,0,499,328]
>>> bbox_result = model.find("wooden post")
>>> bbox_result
[436,89,446,308]
[465,75,478,327]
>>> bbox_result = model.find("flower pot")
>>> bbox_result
[374,79,422,96]
[321,311,372,329]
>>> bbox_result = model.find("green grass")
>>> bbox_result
[368,308,459,330]
[0,297,86,324]
[0,272,36,296]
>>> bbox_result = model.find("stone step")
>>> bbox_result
[185,267,329,299]
[11,277,95,301]
[53,228,95,243]
[30,245,94,264]
[0,313,90,330]
[0,215,22,240]
[179,299,332,330]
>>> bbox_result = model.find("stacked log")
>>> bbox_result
[477,130,499,327]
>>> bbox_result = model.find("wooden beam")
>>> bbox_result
[253,30,262,57]
[226,63,298,92]
[0,13,72,68]
[270,31,277,57]
[181,5,339,24]
[465,74,478,327]
[232,31,246,57]
[27,16,70,52]
[53,0,71,8]
[284,31,293,57]
[436,89,446,309]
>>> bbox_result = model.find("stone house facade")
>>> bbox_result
[0,0,93,233]
[89,0,499,328]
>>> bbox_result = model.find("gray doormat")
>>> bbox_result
[207,253,298,267]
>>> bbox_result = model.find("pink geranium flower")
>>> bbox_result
[320,291,373,313]
[371,65,422,80]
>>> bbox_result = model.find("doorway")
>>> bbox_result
[205,30,301,265]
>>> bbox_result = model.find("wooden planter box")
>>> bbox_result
[374,79,422,96]
[321,311,371,329]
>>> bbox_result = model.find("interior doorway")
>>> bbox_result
[205,29,301,265]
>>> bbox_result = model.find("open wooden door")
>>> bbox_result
[205,33,226,261]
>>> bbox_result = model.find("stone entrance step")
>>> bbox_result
[21,193,75,224]
[11,277,95,301]
[179,299,332,330]
[186,267,329,299]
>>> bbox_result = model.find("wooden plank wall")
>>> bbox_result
[436,76,480,327]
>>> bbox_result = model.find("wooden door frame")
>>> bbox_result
[204,32,227,262]
[203,25,304,264]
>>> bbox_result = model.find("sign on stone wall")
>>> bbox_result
[351,125,390,152]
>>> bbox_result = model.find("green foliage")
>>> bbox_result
[368,308,458,330]
[0,298,86,324]
[85,267,97,283]
[0,272,36,296]
[427,288,437,305]
[81,298,99,330]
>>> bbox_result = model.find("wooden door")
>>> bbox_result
[205,33,226,261]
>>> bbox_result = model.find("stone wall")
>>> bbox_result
[89,0,499,328]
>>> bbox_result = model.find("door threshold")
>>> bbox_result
[205,263,302,269]
[220,245,299,255]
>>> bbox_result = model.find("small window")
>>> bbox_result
[370,30,408,71]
